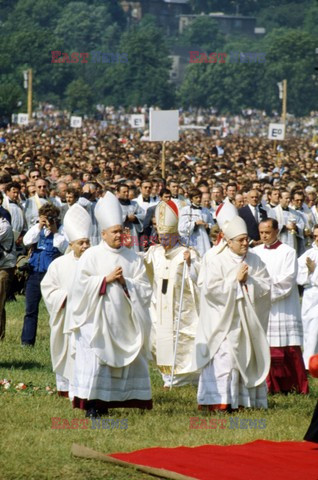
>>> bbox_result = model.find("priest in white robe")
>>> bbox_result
[297,224,318,369]
[41,204,92,396]
[268,190,303,254]
[116,183,144,252]
[193,216,271,412]
[68,192,153,417]
[178,188,214,257]
[144,200,200,388]
[254,218,308,394]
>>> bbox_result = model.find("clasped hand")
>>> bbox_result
[237,263,248,283]
[106,266,125,285]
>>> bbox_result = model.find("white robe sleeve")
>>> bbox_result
[178,207,196,237]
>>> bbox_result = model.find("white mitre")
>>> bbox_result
[155,200,179,234]
[95,191,123,230]
[223,216,247,240]
[215,200,238,230]
[64,204,92,242]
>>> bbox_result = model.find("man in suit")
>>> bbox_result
[238,189,267,247]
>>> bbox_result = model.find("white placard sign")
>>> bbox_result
[70,116,82,128]
[130,114,145,128]
[17,113,29,125]
[149,110,179,141]
[11,114,18,124]
[268,123,285,140]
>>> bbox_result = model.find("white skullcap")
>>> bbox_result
[64,204,92,242]
[95,191,123,231]
[155,200,179,234]
[215,200,238,230]
[223,216,247,240]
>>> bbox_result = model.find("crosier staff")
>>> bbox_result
[170,209,192,390]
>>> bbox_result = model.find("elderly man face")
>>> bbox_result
[201,192,211,208]
[35,179,48,198]
[234,193,244,209]
[212,187,223,203]
[247,189,260,207]
[227,234,249,256]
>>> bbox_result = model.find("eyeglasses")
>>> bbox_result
[30,175,39,179]
[232,237,249,244]
[37,185,47,189]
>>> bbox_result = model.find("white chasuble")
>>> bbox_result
[41,251,78,386]
[68,241,152,402]
[194,247,271,389]
[144,244,200,377]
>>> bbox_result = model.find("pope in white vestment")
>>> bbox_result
[193,216,271,411]
[144,200,200,387]
[297,227,318,369]
[68,192,152,417]
[41,204,92,395]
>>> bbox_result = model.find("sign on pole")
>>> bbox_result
[17,113,29,125]
[130,114,145,128]
[268,123,285,140]
[149,110,179,141]
[70,116,82,128]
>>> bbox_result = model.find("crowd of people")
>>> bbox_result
[0,112,318,431]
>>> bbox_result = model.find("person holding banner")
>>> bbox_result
[144,200,200,388]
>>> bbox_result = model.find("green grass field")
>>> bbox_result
[0,296,317,480]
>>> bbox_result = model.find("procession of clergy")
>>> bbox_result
[39,188,318,418]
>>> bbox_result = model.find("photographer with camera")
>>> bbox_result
[0,205,16,340]
[21,204,68,347]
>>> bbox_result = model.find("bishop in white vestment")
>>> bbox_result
[68,192,152,417]
[41,204,92,395]
[193,216,271,411]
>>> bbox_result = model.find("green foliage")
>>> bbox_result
[104,23,175,108]
[65,78,94,114]
[303,2,318,37]
[0,76,23,117]
[257,2,310,32]
[260,28,317,115]
[178,16,225,50]
[0,0,317,115]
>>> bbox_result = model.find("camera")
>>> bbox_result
[46,216,56,224]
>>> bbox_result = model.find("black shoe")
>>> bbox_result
[85,408,101,419]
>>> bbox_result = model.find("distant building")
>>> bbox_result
[120,0,191,35]
[169,46,196,85]
[179,13,263,37]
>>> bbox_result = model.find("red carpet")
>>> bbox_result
[111,440,318,480]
